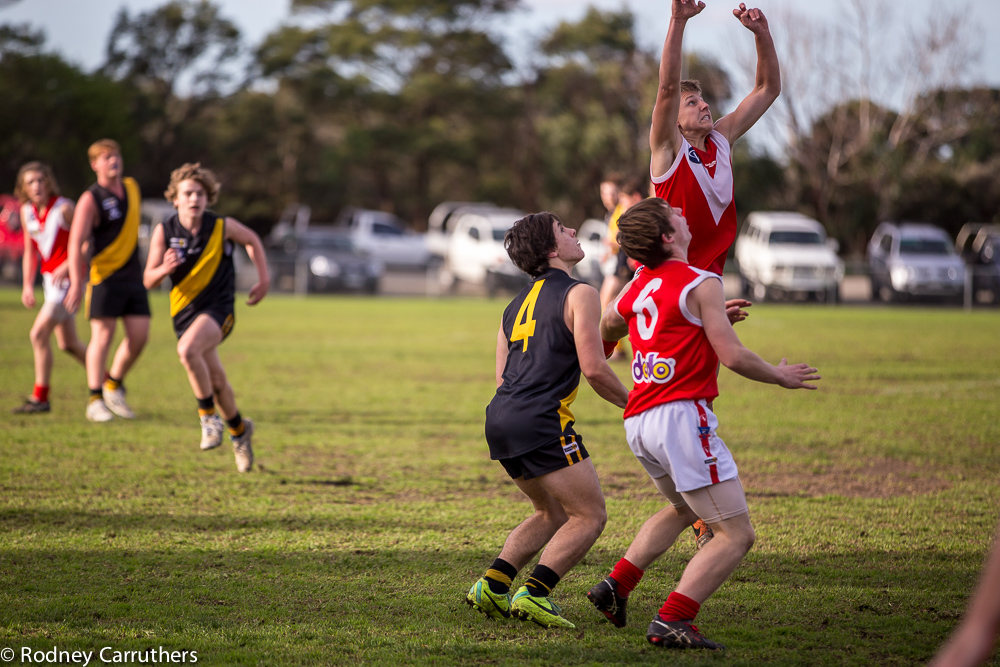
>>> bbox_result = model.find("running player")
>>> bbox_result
[143,163,269,473]
[650,0,778,547]
[587,198,819,649]
[466,212,629,629]
[12,162,87,413]
[64,139,150,422]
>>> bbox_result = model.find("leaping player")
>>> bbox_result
[643,0,780,549]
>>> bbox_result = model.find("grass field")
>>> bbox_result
[2,287,1000,666]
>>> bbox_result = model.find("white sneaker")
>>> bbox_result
[86,398,114,422]
[199,413,225,451]
[103,386,135,419]
[232,418,254,472]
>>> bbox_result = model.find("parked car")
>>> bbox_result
[734,211,844,302]
[335,207,431,270]
[868,222,966,303]
[955,222,1000,304]
[267,225,383,294]
[573,218,608,287]
[440,207,529,295]
[426,201,497,260]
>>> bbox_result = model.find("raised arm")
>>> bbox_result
[225,217,270,306]
[650,0,705,178]
[64,191,97,313]
[713,3,780,145]
[693,277,819,388]
[567,283,629,409]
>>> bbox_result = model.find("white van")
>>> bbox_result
[734,211,844,302]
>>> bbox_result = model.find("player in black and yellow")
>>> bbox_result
[65,139,150,423]
[143,163,270,473]
[466,212,629,629]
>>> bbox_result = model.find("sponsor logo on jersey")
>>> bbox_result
[631,351,676,385]
[169,237,189,262]
[704,456,717,465]
[704,159,717,169]
[561,440,580,456]
[687,147,702,164]
[101,197,122,221]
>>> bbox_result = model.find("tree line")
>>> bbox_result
[1,0,997,255]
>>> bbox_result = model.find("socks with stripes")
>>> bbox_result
[484,558,517,595]
[525,563,560,598]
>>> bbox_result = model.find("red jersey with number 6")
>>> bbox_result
[652,129,736,275]
[617,261,720,419]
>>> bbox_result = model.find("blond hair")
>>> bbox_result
[164,162,221,205]
[14,162,60,204]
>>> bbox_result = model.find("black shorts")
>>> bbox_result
[499,436,589,481]
[88,280,150,319]
[174,310,235,341]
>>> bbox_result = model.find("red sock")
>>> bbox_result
[33,385,49,403]
[609,558,644,597]
[658,591,701,622]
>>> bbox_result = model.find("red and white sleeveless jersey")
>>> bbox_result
[617,261,720,418]
[652,128,736,275]
[22,196,72,274]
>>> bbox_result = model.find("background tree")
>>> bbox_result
[102,0,242,190]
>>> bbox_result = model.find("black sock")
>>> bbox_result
[89,388,103,402]
[525,563,560,598]
[226,412,244,436]
[484,558,518,595]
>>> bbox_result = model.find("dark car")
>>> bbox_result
[267,225,383,294]
[956,222,1000,304]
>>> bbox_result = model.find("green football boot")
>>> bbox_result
[510,586,576,629]
[466,577,512,620]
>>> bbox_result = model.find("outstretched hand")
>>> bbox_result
[673,0,706,21]
[725,298,752,324]
[775,358,821,390]
[733,3,769,35]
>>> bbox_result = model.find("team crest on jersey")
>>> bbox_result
[687,146,702,164]
[631,351,676,385]
[101,197,122,221]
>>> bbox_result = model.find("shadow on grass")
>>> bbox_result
[0,543,979,666]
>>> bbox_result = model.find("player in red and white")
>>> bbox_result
[650,0,780,545]
[587,198,819,650]
[13,162,87,413]
[650,0,779,275]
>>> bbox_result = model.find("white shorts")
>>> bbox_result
[623,399,738,493]
[40,273,72,324]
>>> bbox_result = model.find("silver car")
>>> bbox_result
[867,222,965,302]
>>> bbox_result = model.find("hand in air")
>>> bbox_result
[775,358,821,390]
[733,3,770,34]
[673,0,706,21]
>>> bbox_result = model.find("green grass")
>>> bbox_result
[2,288,999,665]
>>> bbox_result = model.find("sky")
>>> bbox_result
[2,0,998,93]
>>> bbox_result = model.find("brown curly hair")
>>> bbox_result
[164,162,221,205]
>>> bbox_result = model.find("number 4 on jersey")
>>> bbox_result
[511,280,545,352]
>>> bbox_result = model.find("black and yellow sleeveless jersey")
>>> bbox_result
[485,268,584,460]
[88,178,142,285]
[161,211,236,338]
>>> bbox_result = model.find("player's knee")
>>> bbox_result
[29,325,47,347]
[176,341,197,368]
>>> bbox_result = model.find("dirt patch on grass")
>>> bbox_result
[743,458,952,499]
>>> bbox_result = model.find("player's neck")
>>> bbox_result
[681,128,711,152]
[98,175,124,194]
[545,258,573,276]
[178,211,200,233]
